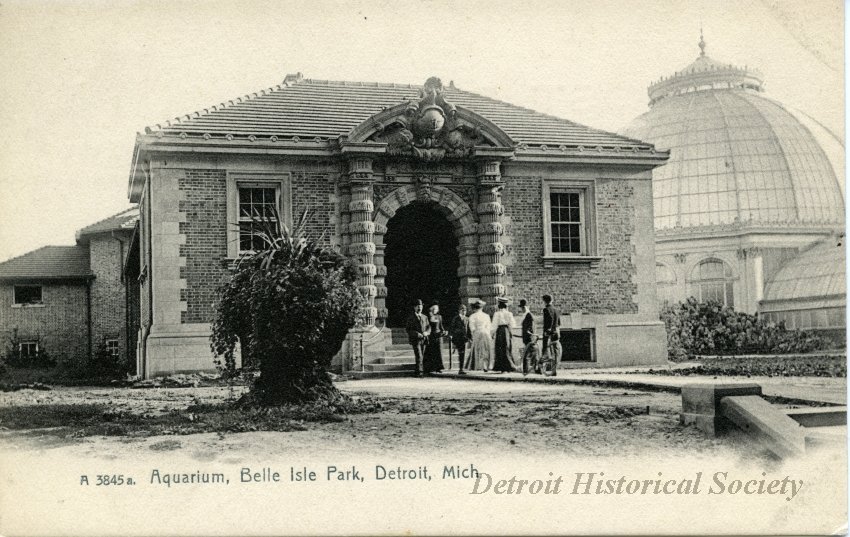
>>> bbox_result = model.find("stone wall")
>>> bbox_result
[0,283,89,363]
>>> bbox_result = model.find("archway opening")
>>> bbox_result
[384,201,460,327]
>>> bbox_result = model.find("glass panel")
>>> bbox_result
[239,187,278,222]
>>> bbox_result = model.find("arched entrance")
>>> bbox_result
[384,202,460,327]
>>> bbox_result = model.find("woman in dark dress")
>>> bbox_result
[491,297,516,372]
[423,304,445,373]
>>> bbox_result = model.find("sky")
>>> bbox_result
[0,0,843,262]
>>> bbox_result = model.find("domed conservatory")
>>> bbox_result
[623,34,845,338]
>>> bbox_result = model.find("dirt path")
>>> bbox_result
[0,378,760,461]
[0,378,844,536]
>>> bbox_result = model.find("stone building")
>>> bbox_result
[0,208,138,368]
[128,74,670,378]
[622,34,845,335]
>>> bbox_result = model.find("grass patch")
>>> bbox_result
[0,367,127,389]
[0,396,381,438]
[646,355,846,378]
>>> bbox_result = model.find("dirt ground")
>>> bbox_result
[0,377,845,536]
[0,377,766,461]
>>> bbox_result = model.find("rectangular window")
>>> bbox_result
[542,181,597,263]
[19,341,38,358]
[238,186,279,252]
[105,339,120,357]
[549,192,583,254]
[13,285,42,305]
[226,173,292,258]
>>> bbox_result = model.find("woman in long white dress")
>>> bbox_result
[465,300,493,371]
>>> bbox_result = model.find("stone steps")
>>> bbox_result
[373,355,416,364]
[347,370,416,380]
[346,328,456,378]
[364,363,416,372]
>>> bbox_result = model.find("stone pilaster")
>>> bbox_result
[337,177,352,256]
[475,160,506,310]
[373,238,388,320]
[347,158,378,325]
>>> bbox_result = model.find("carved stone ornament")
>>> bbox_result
[372,77,485,162]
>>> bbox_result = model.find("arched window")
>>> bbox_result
[655,263,677,305]
[689,258,734,307]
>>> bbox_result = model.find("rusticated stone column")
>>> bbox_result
[347,158,377,325]
[337,177,352,256]
[476,160,506,311]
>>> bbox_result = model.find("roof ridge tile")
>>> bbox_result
[77,207,139,233]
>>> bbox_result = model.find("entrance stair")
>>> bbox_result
[346,328,459,379]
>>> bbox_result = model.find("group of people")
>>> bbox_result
[405,295,562,378]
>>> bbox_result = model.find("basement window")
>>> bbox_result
[105,339,120,357]
[19,341,38,358]
[558,329,595,362]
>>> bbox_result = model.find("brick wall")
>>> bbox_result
[502,175,638,314]
[177,166,337,325]
[89,236,129,356]
[0,283,89,363]
[292,170,335,247]
[178,169,229,324]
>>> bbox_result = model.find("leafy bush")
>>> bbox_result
[661,297,827,359]
[2,333,55,370]
[86,341,129,379]
[211,210,365,405]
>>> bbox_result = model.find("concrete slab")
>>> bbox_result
[680,383,763,435]
[720,395,807,458]
[786,407,847,427]
[439,369,846,405]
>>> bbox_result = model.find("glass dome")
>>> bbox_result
[622,36,845,232]
[763,234,845,303]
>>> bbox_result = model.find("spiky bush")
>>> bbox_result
[211,210,365,405]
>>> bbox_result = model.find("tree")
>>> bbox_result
[211,210,365,405]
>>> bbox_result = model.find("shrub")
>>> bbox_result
[661,297,827,359]
[211,210,365,405]
[2,332,55,370]
[86,341,129,379]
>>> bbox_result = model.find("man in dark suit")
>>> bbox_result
[449,303,471,375]
[541,294,560,376]
[406,299,430,378]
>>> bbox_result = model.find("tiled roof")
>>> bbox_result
[76,207,139,240]
[0,246,92,280]
[145,75,651,149]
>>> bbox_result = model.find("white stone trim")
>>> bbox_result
[542,179,598,260]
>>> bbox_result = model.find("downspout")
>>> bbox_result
[114,230,130,372]
[144,174,154,378]
[86,278,93,361]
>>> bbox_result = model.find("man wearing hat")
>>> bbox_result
[518,299,537,374]
[449,303,471,375]
[541,294,561,375]
[405,299,431,378]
